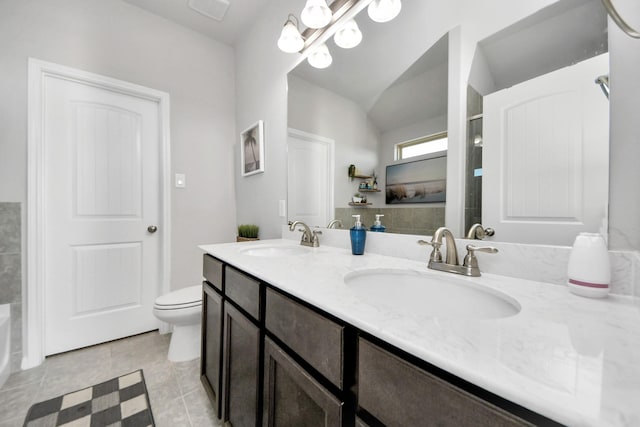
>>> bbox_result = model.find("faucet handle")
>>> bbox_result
[417,239,443,263]
[463,244,498,268]
[466,244,498,253]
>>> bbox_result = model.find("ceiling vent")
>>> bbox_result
[187,0,230,21]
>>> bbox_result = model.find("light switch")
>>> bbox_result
[175,173,186,188]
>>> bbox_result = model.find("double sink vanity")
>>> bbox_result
[199,232,640,426]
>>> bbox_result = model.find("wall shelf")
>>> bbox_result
[359,189,380,193]
[349,202,372,207]
[351,174,372,180]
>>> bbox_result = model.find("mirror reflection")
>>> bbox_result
[286,0,609,245]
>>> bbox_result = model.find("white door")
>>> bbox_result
[482,53,609,245]
[287,129,334,228]
[43,74,162,355]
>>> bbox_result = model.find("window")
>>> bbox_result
[395,132,448,160]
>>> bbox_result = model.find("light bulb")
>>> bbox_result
[368,0,402,23]
[333,19,362,49]
[301,0,332,29]
[307,43,332,69]
[278,19,304,53]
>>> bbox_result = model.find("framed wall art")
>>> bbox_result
[241,120,264,176]
[386,155,447,204]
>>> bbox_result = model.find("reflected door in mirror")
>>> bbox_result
[287,129,334,228]
[483,54,609,245]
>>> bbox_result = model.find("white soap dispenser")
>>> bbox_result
[567,232,610,298]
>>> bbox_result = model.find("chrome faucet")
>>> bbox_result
[327,219,343,229]
[466,223,495,240]
[418,226,497,277]
[289,221,322,247]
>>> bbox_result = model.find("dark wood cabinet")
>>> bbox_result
[225,266,261,321]
[265,288,344,389]
[354,417,369,427]
[202,256,264,425]
[263,337,343,427]
[202,256,553,427]
[222,301,261,427]
[203,254,223,291]
[357,337,533,427]
[201,277,223,417]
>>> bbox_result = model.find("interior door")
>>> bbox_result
[287,129,334,228]
[43,74,162,355]
[482,53,609,245]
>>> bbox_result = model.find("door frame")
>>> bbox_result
[287,128,335,226]
[24,58,171,368]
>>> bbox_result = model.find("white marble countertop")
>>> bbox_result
[200,239,640,426]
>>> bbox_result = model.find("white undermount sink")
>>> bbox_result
[240,245,311,257]
[344,269,520,320]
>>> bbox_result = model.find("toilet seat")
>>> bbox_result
[153,285,203,362]
[154,285,202,310]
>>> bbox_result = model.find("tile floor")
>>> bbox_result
[0,331,222,427]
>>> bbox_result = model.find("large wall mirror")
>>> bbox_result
[286,0,609,246]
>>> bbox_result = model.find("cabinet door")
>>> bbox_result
[358,338,533,427]
[222,301,261,427]
[263,338,343,427]
[201,282,223,418]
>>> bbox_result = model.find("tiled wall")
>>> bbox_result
[0,203,21,372]
[335,207,445,235]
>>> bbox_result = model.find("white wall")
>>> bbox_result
[380,115,448,164]
[468,47,497,97]
[0,0,237,290]
[234,0,560,239]
[288,76,380,209]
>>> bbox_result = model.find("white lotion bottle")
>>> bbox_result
[567,232,610,298]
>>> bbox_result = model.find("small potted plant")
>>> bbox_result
[237,224,259,242]
[352,193,363,203]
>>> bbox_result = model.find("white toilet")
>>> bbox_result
[153,285,202,362]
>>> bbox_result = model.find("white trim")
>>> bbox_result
[287,128,335,224]
[24,58,171,368]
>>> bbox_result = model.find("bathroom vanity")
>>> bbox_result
[200,239,640,427]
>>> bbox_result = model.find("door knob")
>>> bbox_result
[147,225,158,233]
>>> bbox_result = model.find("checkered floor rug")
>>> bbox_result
[23,370,154,427]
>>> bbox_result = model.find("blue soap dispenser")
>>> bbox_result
[350,214,366,255]
[370,214,386,232]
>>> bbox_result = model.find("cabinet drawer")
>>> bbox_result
[203,255,223,291]
[358,338,532,427]
[225,266,261,321]
[265,288,344,389]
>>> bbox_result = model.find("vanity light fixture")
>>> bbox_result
[277,0,402,68]
[278,14,305,53]
[307,43,333,68]
[367,0,401,23]
[333,19,363,48]
[301,0,333,29]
